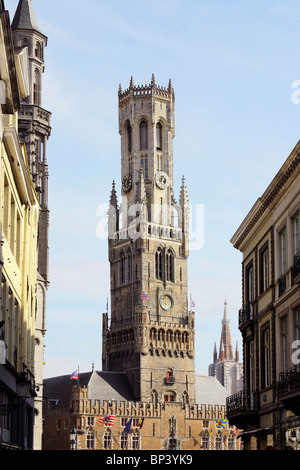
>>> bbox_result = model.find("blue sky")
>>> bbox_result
[5,0,300,378]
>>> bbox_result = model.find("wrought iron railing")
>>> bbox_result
[291,250,300,285]
[238,302,254,327]
[278,273,286,297]
[226,390,257,414]
[278,364,300,395]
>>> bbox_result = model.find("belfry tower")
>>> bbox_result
[102,75,195,404]
[11,0,51,449]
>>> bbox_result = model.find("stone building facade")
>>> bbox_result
[10,0,51,449]
[0,0,40,449]
[43,371,241,451]
[227,136,300,450]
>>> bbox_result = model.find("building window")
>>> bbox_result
[140,120,148,149]
[127,122,132,153]
[260,245,269,294]
[120,251,125,284]
[86,431,95,449]
[215,431,223,450]
[120,430,128,449]
[166,249,174,282]
[103,429,112,449]
[280,315,289,371]
[132,430,140,450]
[228,432,235,450]
[156,122,162,150]
[155,248,163,280]
[156,154,163,171]
[202,430,210,450]
[292,211,300,256]
[262,326,270,388]
[246,263,254,305]
[279,227,287,276]
[140,155,148,178]
[294,307,300,342]
[164,392,176,402]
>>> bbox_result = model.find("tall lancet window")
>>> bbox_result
[156,122,162,150]
[140,120,148,149]
[127,122,132,153]
[155,247,163,280]
[166,249,174,282]
[33,69,41,106]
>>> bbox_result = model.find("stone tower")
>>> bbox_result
[102,75,195,404]
[208,300,243,395]
[11,0,51,449]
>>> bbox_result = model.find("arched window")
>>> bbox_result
[103,428,112,449]
[215,430,223,450]
[155,248,163,280]
[166,249,174,282]
[120,430,128,449]
[120,251,125,284]
[151,389,158,403]
[202,429,210,450]
[127,122,132,153]
[35,42,42,60]
[227,431,235,450]
[127,249,132,282]
[86,430,95,449]
[132,429,140,450]
[156,122,162,150]
[140,120,148,149]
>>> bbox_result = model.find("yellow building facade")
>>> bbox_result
[0,2,39,450]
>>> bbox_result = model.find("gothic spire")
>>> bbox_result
[11,0,40,32]
[218,300,234,361]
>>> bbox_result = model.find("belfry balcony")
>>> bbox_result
[164,376,175,385]
[278,364,300,416]
[226,390,259,429]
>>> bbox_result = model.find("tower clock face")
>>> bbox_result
[155,171,169,190]
[122,174,132,192]
[160,294,173,310]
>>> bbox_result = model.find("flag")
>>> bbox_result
[141,291,148,300]
[191,298,195,308]
[98,415,116,426]
[125,417,132,434]
[138,418,144,429]
[209,423,214,436]
[216,419,227,429]
[70,370,78,380]
[233,426,239,436]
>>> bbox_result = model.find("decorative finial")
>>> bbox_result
[129,76,134,89]
[151,73,155,87]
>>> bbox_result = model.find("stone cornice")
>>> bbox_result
[231,140,300,250]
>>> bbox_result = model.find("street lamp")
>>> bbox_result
[69,425,77,450]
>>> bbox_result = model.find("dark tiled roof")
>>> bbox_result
[11,0,40,31]
[43,370,134,411]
